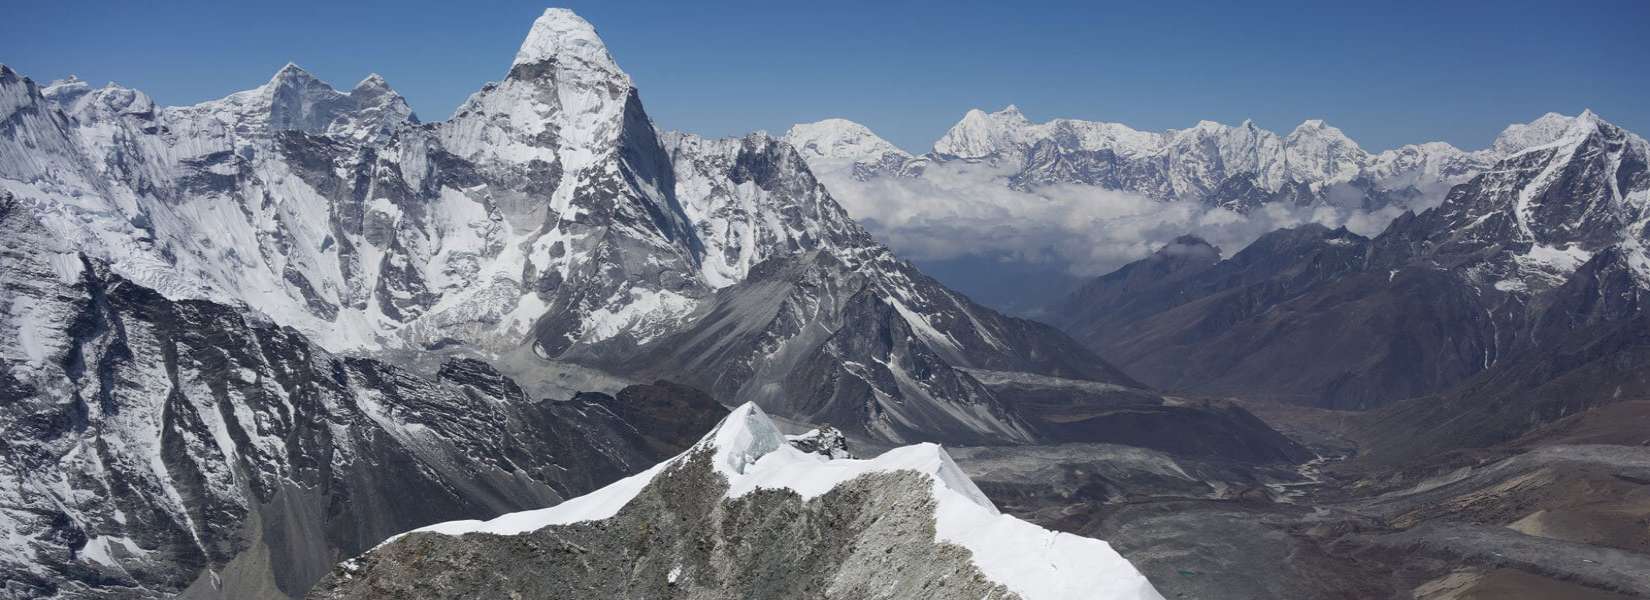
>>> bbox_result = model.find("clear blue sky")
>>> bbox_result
[4,0,1646,153]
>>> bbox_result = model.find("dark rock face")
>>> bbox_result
[961,369,1309,464]
[1056,224,1490,409]
[1052,235,1222,341]
[571,380,729,458]
[309,454,1013,600]
[1360,248,1650,464]
[787,426,853,459]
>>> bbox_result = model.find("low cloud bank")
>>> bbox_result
[819,161,1417,277]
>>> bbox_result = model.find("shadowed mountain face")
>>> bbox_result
[1055,224,1496,409]
[1358,246,1650,464]
[1053,111,1650,456]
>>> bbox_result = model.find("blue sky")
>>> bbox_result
[4,0,1647,153]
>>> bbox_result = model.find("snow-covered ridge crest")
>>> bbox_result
[806,107,1627,225]
[172,62,417,142]
[784,118,911,163]
[399,403,1164,600]
[1492,111,1587,155]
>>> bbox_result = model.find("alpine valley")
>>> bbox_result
[1,6,1647,600]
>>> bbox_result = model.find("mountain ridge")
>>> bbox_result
[309,403,1166,600]
[788,107,1616,216]
[1053,110,1650,421]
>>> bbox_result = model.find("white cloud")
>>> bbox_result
[818,161,1416,277]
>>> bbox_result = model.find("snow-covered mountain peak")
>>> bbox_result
[73,84,156,121]
[512,8,628,82]
[337,73,418,141]
[783,118,910,164]
[933,104,1034,159]
[0,65,39,116]
[1566,109,1606,140]
[1290,118,1328,132]
[1491,111,1642,161]
[344,72,411,110]
[444,7,639,172]
[1413,140,1466,154]
[170,62,357,136]
[39,75,90,107]
[157,63,416,143]
[1493,111,1584,155]
[1284,118,1359,149]
[268,61,311,83]
[353,72,390,91]
[695,403,787,476]
[1283,118,1367,183]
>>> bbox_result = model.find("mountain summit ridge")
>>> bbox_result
[314,403,1166,600]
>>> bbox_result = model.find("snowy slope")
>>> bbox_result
[785,118,910,164]
[326,404,1165,600]
[783,118,916,180]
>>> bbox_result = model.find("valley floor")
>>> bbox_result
[952,397,1650,600]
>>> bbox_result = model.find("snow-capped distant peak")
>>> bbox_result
[512,7,627,82]
[933,104,1034,159]
[345,73,410,106]
[1493,111,1589,155]
[1285,118,1356,146]
[1282,118,1367,183]
[353,73,390,91]
[40,75,93,109]
[783,118,909,163]
[268,61,311,83]
[170,62,417,139]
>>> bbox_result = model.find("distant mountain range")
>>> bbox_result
[785,106,1632,317]
[1051,109,1650,460]
[787,106,1595,214]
